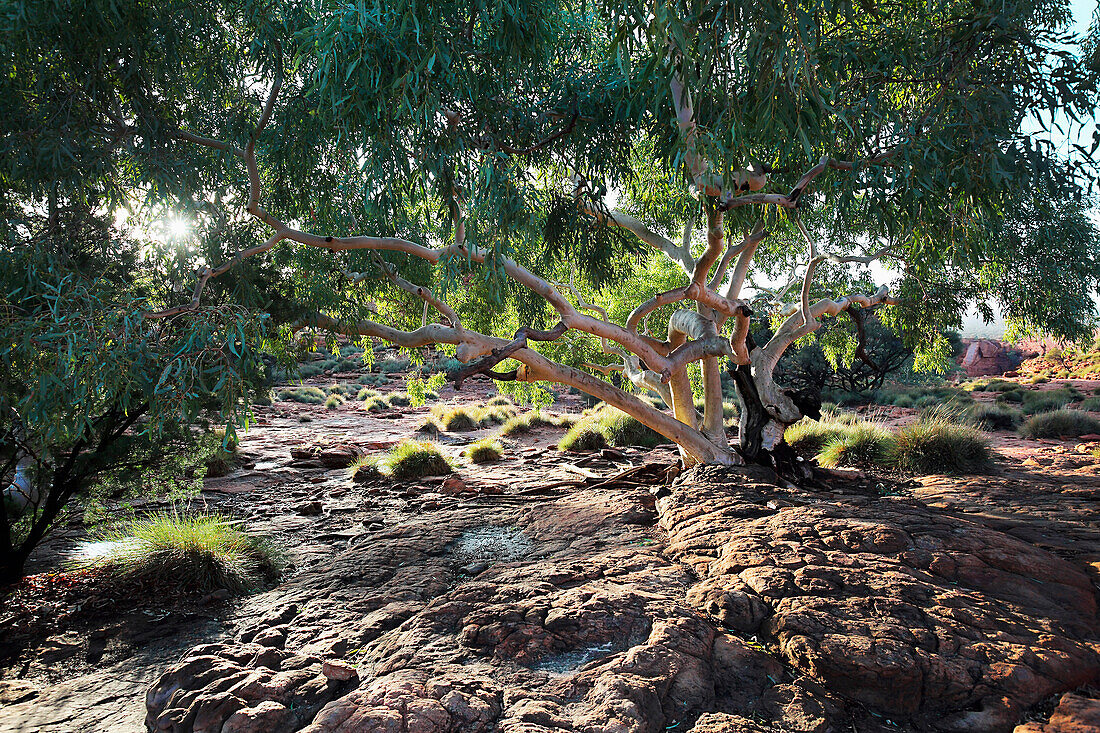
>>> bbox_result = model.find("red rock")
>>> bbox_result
[1014,693,1100,733]
[216,695,288,730]
[439,477,469,495]
[322,661,358,682]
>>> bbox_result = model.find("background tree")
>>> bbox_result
[0,0,279,582]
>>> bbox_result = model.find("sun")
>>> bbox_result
[165,216,191,239]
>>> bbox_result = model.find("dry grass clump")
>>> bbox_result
[356,387,380,401]
[72,512,281,595]
[486,395,514,406]
[464,438,505,463]
[415,416,442,434]
[498,410,572,436]
[324,394,344,410]
[422,402,523,433]
[383,440,453,479]
[386,391,412,407]
[1019,409,1100,439]
[362,396,389,413]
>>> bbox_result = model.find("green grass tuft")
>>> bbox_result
[439,406,480,431]
[384,440,453,479]
[816,423,896,469]
[348,455,382,482]
[784,417,852,456]
[891,415,990,473]
[73,512,280,595]
[464,438,505,463]
[967,403,1022,431]
[558,424,609,452]
[1022,389,1076,415]
[1079,397,1100,412]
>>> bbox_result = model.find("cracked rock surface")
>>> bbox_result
[145,464,1100,732]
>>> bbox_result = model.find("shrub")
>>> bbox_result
[348,456,381,482]
[967,404,1022,431]
[892,416,989,473]
[278,386,326,404]
[378,356,411,374]
[1019,410,1100,439]
[995,389,1024,403]
[324,395,343,410]
[558,423,609,452]
[464,438,505,463]
[384,440,453,479]
[387,391,411,407]
[297,363,324,379]
[1079,397,1100,412]
[1022,390,1073,414]
[325,383,349,396]
[336,358,360,372]
[72,512,280,594]
[356,387,379,401]
[817,423,896,469]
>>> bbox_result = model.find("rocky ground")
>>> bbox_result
[2,370,1100,732]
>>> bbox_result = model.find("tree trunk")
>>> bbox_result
[730,360,772,463]
[0,545,28,587]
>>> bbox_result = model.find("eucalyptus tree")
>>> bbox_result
[145,0,1098,468]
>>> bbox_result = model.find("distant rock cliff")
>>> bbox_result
[957,338,1025,377]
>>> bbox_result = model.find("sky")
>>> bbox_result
[947,0,1095,338]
